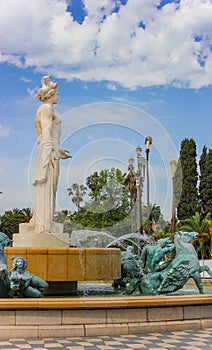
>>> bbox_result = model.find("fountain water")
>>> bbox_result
[71,230,152,250]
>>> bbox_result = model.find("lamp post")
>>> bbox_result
[135,146,146,234]
[145,136,152,236]
[170,160,177,234]
[128,156,135,233]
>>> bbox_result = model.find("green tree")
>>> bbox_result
[0,207,32,239]
[176,138,199,221]
[205,149,212,215]
[149,204,161,234]
[199,146,208,215]
[173,159,183,210]
[69,168,131,233]
[21,207,32,222]
[54,210,69,223]
[199,147,212,217]
[180,212,211,259]
[86,171,104,201]
[143,204,161,234]
[67,183,87,212]
[86,168,128,207]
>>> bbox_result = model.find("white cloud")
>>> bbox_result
[0,0,211,88]
[107,83,117,91]
[26,87,38,98]
[21,76,31,83]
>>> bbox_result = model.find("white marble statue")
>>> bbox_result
[30,75,71,233]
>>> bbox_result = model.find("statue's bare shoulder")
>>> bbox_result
[36,103,53,114]
[35,103,54,124]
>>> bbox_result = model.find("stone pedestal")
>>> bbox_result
[13,223,70,247]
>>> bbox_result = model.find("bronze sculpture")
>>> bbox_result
[0,232,48,297]
[117,231,212,295]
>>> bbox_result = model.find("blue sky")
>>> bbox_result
[0,0,211,221]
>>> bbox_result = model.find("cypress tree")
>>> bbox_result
[176,138,199,221]
[173,159,182,210]
[199,146,208,215]
[205,149,212,216]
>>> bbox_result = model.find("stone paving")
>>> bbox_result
[1,328,212,350]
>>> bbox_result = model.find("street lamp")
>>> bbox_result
[145,136,152,236]
[135,146,146,234]
[170,160,177,233]
[128,156,135,233]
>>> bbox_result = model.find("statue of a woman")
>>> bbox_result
[9,256,49,297]
[30,75,71,233]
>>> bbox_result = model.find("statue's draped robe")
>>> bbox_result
[30,103,61,233]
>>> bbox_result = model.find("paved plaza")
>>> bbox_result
[1,328,212,350]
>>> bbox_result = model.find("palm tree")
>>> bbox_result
[67,183,87,212]
[0,207,32,239]
[143,204,161,234]
[54,210,69,223]
[149,204,161,224]
[21,207,32,222]
[180,212,211,259]
[86,171,104,201]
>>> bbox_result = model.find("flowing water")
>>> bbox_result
[70,230,152,254]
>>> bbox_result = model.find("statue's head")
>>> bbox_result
[35,75,58,102]
[157,237,172,248]
[11,256,28,271]
[176,231,198,243]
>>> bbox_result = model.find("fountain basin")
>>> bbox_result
[0,294,211,339]
[5,247,121,294]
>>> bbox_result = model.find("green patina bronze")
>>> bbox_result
[117,231,212,296]
[0,232,12,297]
[140,237,175,273]
[0,232,48,298]
[9,256,49,298]
[112,246,141,289]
